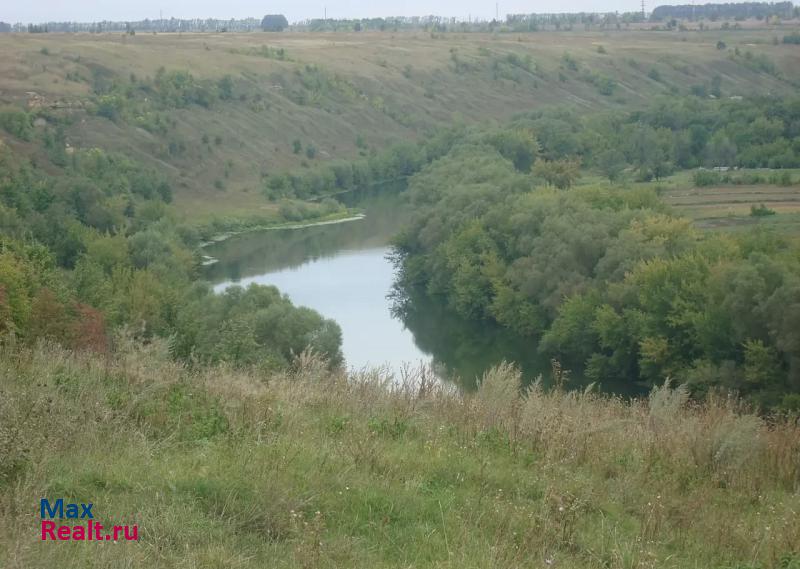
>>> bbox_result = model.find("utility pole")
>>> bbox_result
[641,0,646,20]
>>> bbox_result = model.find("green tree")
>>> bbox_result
[597,149,626,182]
[533,158,580,189]
[261,14,289,32]
[742,339,782,390]
[484,128,539,172]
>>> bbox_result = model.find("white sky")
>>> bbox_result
[3,0,648,24]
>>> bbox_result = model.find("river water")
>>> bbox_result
[204,186,561,389]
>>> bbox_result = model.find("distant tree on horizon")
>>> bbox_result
[651,1,793,21]
[261,14,289,32]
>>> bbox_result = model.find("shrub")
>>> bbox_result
[750,204,776,217]
[782,32,800,45]
[562,52,579,71]
[693,169,722,186]
[0,109,32,140]
[278,199,314,222]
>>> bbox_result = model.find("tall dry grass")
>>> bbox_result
[1,341,798,568]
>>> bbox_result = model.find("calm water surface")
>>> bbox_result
[206,187,431,374]
[205,187,610,390]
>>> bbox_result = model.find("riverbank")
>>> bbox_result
[197,210,366,265]
[2,342,798,568]
[199,183,441,377]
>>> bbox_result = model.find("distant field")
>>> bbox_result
[661,172,800,234]
[1,27,799,219]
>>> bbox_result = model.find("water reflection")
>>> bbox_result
[205,185,407,283]
[393,288,550,389]
[206,185,432,374]
[204,185,639,393]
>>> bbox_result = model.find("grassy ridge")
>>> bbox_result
[1,28,799,220]
[1,342,798,568]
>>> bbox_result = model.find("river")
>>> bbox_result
[204,186,601,390]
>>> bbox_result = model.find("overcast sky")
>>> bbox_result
[4,0,648,24]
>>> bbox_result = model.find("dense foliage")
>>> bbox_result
[0,134,342,367]
[516,96,800,181]
[393,103,800,409]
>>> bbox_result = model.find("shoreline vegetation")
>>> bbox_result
[198,210,366,264]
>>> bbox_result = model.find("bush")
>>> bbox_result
[320,197,343,215]
[0,109,32,140]
[750,204,776,217]
[693,169,722,186]
[562,52,579,71]
[782,32,800,45]
[278,200,311,222]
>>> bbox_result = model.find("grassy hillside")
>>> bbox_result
[1,341,798,568]
[1,28,798,220]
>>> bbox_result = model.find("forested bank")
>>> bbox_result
[392,96,800,409]
[2,92,800,404]
[0,139,343,369]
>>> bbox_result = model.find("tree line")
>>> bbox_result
[651,2,796,21]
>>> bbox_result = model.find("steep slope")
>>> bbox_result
[1,28,798,219]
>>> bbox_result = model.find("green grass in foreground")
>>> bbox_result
[1,343,799,568]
